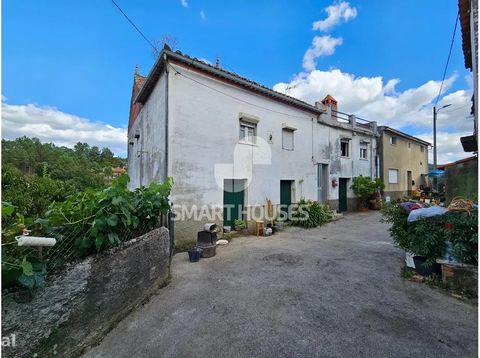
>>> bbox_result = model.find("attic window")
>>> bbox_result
[390,136,397,145]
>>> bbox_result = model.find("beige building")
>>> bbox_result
[377,126,430,199]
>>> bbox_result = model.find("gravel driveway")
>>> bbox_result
[84,212,477,357]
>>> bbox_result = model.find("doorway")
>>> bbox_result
[339,178,348,212]
[223,179,245,227]
[317,164,329,203]
[407,170,412,195]
[280,180,293,214]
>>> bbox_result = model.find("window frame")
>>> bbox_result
[388,168,399,184]
[340,139,350,158]
[359,143,368,160]
[239,120,257,144]
[282,128,295,151]
[390,136,397,145]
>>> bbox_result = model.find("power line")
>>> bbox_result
[434,11,459,107]
[111,0,156,51]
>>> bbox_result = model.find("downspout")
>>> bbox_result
[164,54,169,179]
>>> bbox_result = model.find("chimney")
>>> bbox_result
[321,94,338,112]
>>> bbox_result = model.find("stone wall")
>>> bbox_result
[2,227,170,358]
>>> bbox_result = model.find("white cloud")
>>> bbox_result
[312,1,357,32]
[273,69,474,163]
[303,35,343,72]
[1,102,127,156]
[200,10,206,21]
[180,0,188,8]
[417,130,474,164]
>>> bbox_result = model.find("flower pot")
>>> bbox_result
[413,256,441,276]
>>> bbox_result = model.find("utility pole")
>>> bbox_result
[432,104,451,191]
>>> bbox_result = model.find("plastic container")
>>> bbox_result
[188,247,202,262]
[413,256,441,276]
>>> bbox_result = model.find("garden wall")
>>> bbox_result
[2,227,170,358]
[444,157,478,204]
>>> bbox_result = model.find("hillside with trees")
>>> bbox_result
[2,137,127,218]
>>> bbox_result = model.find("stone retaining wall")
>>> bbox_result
[2,227,170,358]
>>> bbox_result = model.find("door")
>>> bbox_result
[339,178,348,212]
[280,180,292,211]
[317,164,328,203]
[223,179,245,227]
[407,171,412,194]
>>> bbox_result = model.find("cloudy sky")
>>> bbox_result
[2,0,473,162]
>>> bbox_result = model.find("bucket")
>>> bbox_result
[188,247,202,262]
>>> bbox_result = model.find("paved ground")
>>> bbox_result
[84,212,477,358]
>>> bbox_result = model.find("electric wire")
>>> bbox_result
[434,11,460,107]
[111,0,157,51]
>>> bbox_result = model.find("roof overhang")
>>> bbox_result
[134,49,326,116]
[378,126,431,146]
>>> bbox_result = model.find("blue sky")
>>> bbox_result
[2,0,473,161]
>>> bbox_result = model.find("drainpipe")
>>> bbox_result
[164,54,169,179]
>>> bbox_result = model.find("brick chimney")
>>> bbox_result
[128,65,147,132]
[321,94,338,112]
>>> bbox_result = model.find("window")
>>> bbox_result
[282,128,294,150]
[340,140,349,157]
[390,136,397,145]
[360,142,368,159]
[408,142,411,149]
[420,145,424,152]
[388,169,399,184]
[239,120,257,144]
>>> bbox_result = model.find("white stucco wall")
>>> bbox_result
[166,63,377,209]
[127,73,167,188]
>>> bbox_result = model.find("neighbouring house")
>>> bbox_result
[438,156,478,203]
[458,0,478,152]
[377,126,430,200]
[127,46,378,244]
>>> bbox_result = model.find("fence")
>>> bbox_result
[3,211,174,279]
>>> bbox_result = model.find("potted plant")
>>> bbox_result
[234,219,248,233]
[351,176,385,211]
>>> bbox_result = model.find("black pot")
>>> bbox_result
[413,256,441,276]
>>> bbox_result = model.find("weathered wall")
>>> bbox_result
[2,227,170,358]
[444,157,478,204]
[128,72,167,189]
[128,61,378,243]
[379,130,428,199]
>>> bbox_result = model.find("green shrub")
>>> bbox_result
[292,199,332,228]
[351,176,385,208]
[381,203,477,265]
[234,219,247,231]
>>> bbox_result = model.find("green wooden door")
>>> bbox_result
[223,181,244,227]
[339,178,348,212]
[280,180,292,208]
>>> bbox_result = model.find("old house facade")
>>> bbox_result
[377,126,430,199]
[128,47,378,243]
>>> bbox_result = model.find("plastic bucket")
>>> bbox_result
[413,256,441,276]
[188,247,202,262]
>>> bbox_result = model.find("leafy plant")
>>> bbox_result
[351,176,385,209]
[234,219,247,231]
[381,202,478,265]
[292,199,332,228]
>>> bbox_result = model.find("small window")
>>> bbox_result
[341,140,349,157]
[282,128,294,150]
[239,120,256,144]
[390,136,397,145]
[360,143,368,159]
[408,142,411,149]
[420,145,424,152]
[388,169,399,184]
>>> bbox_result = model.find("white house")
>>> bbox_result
[128,47,379,243]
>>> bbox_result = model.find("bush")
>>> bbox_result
[351,176,385,208]
[234,219,247,231]
[292,199,332,228]
[381,203,478,265]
